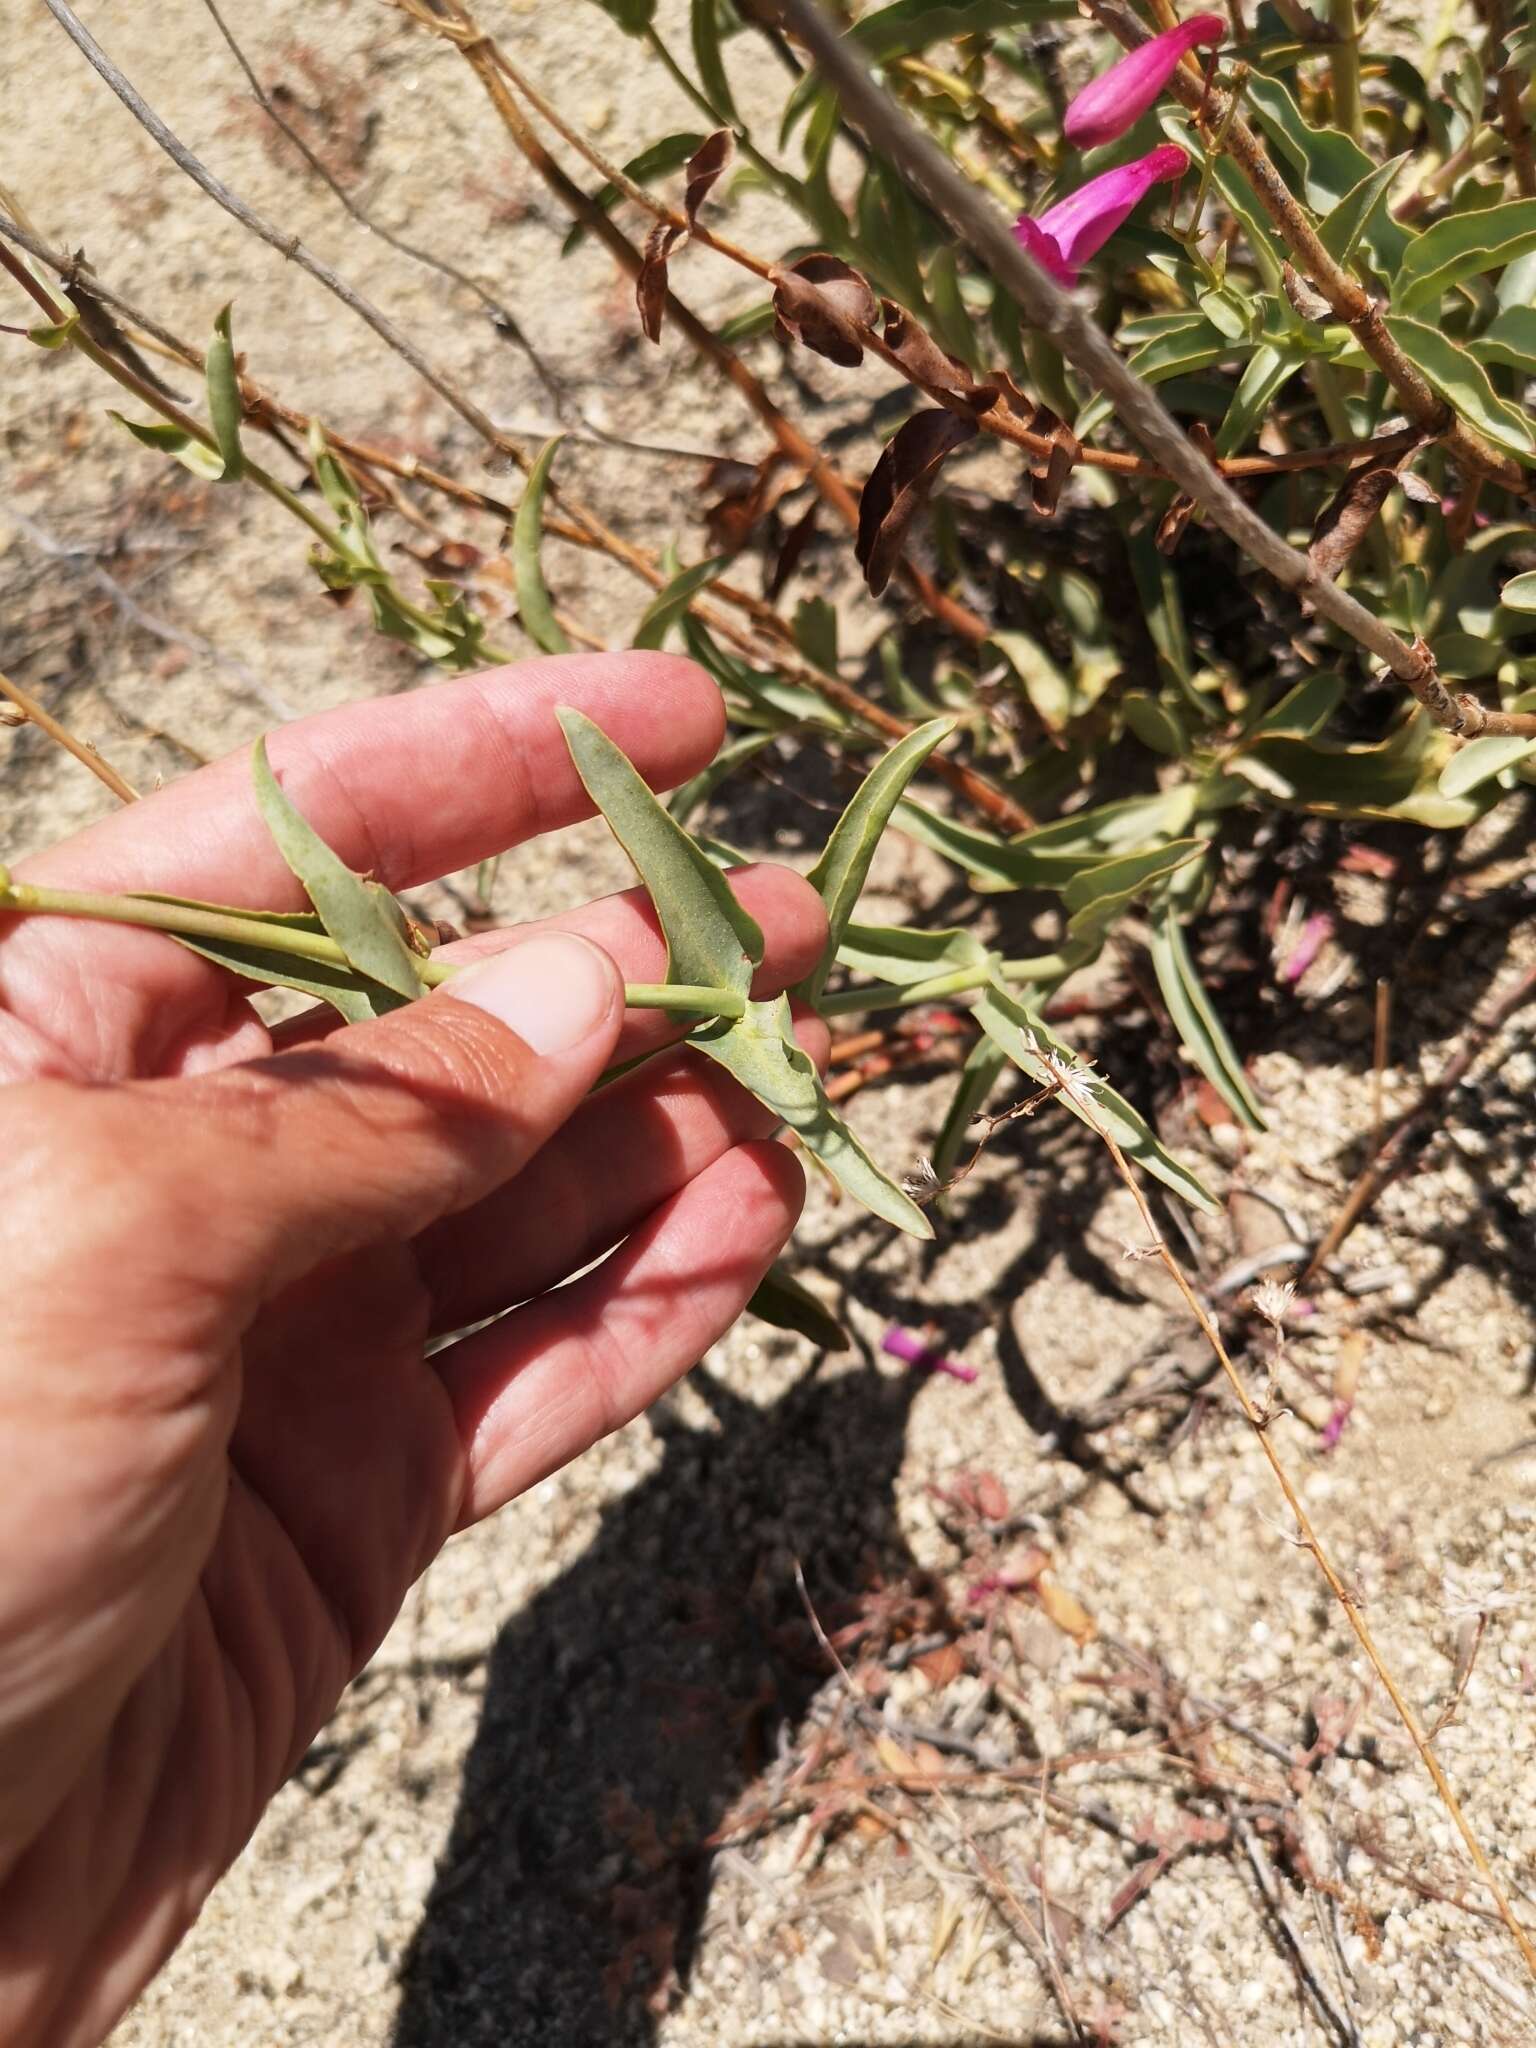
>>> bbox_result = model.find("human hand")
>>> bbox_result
[0,653,828,2047]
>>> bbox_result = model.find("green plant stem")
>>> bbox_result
[818,950,1085,1018]
[1327,0,1364,142]
[0,874,749,1016]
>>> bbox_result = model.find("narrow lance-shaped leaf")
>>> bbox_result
[166,932,412,1022]
[1382,316,1536,463]
[697,995,934,1238]
[974,979,1218,1212]
[250,738,426,1000]
[746,1261,849,1351]
[110,411,226,483]
[1397,198,1536,314]
[1438,732,1536,797]
[667,729,778,827]
[1146,909,1266,1131]
[633,554,731,650]
[836,920,990,987]
[512,436,571,654]
[797,718,954,1002]
[556,705,762,992]
[1061,839,1208,941]
[206,302,245,483]
[691,0,740,123]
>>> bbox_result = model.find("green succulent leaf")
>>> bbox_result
[691,0,739,123]
[557,704,762,993]
[1397,198,1536,314]
[1501,569,1536,612]
[746,1261,849,1350]
[1381,317,1536,463]
[667,728,779,827]
[634,554,732,650]
[1243,73,1412,276]
[698,995,933,1237]
[165,933,411,1021]
[1147,910,1266,1130]
[1249,671,1345,739]
[798,719,954,1002]
[1318,154,1410,266]
[110,410,227,482]
[512,435,571,655]
[28,312,81,349]
[974,980,1218,1213]
[1438,733,1536,797]
[250,737,425,1000]
[1062,840,1208,941]
[205,302,244,483]
[836,919,990,987]
[1470,307,1536,378]
[850,0,1073,61]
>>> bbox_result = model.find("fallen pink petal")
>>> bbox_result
[1013,145,1188,284]
[882,1326,979,1382]
[1278,910,1334,985]
[1065,13,1226,150]
[1320,1400,1354,1450]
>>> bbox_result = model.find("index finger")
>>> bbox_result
[18,652,724,898]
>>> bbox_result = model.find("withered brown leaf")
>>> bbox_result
[879,301,998,413]
[856,408,978,597]
[683,129,734,229]
[1308,460,1400,580]
[1023,403,1080,516]
[636,219,679,344]
[1156,420,1217,556]
[771,252,878,368]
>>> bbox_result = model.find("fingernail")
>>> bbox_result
[447,933,618,1054]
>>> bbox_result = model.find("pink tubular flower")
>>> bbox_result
[1013,145,1188,284]
[1065,14,1226,150]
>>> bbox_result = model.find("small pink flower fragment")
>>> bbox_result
[1013,145,1188,285]
[1320,1401,1354,1451]
[1064,13,1226,150]
[882,1326,978,1383]
[1277,910,1334,985]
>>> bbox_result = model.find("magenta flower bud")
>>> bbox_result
[1064,13,1226,150]
[1012,144,1188,284]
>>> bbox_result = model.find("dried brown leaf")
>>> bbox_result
[1282,262,1333,323]
[855,408,978,597]
[772,252,878,368]
[1156,421,1216,556]
[880,301,998,412]
[768,493,819,600]
[913,1642,966,1690]
[1309,460,1400,579]
[1023,404,1080,516]
[636,219,679,344]
[683,128,734,228]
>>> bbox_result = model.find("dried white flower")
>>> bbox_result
[1252,1278,1296,1331]
[1121,1241,1163,1263]
[1442,1568,1520,1623]
[1023,1029,1103,1110]
[902,1156,942,1205]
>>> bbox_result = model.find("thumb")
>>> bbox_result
[163,929,627,1304]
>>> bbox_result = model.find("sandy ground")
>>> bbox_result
[5,4,1536,2045]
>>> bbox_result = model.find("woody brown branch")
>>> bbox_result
[1084,0,1526,491]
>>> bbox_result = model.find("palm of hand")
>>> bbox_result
[0,657,824,2047]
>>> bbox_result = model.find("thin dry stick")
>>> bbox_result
[1304,953,1536,1278]
[1083,0,1525,491]
[1486,0,1536,199]
[777,0,1536,742]
[1085,1108,1536,1981]
[194,0,709,465]
[0,668,139,803]
[40,0,531,472]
